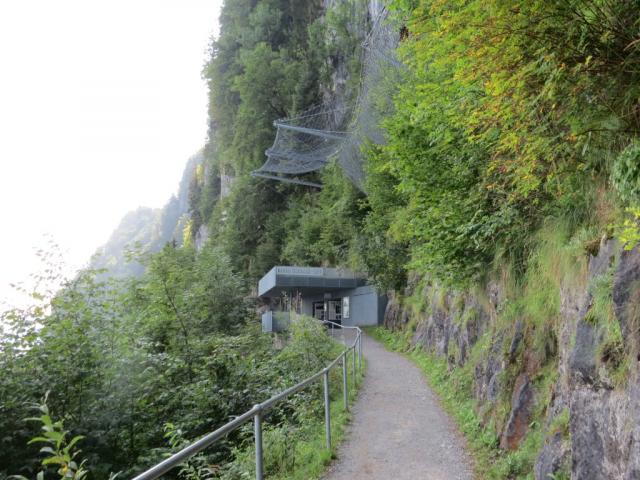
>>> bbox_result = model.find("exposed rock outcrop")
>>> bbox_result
[384,239,640,479]
[195,224,209,252]
[500,373,534,451]
[613,246,640,355]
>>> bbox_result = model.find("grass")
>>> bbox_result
[269,355,365,480]
[366,326,547,480]
[267,386,360,480]
[221,343,366,480]
[587,267,632,388]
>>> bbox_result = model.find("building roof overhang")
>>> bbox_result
[258,266,366,297]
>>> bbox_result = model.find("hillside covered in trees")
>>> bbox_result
[89,153,203,278]
[3,0,640,479]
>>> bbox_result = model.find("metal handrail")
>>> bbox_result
[132,319,363,480]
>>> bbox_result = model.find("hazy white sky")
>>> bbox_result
[0,0,223,308]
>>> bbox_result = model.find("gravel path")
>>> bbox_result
[323,332,474,480]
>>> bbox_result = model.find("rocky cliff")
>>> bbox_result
[384,235,640,479]
[91,152,203,277]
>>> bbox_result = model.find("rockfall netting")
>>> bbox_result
[254,7,403,189]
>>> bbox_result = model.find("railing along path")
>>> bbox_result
[132,320,363,480]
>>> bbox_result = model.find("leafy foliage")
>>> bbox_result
[281,164,366,267]
[617,207,640,249]
[363,0,640,284]
[193,0,372,286]
[612,140,640,204]
[162,423,214,480]
[17,401,90,480]
[1,250,349,478]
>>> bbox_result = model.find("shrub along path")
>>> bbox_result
[323,331,474,480]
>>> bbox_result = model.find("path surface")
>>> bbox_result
[323,331,474,480]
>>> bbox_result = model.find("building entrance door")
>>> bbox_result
[327,299,342,325]
[313,300,342,325]
[313,302,325,320]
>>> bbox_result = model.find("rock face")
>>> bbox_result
[474,334,503,405]
[500,374,534,450]
[383,291,407,331]
[220,171,234,199]
[535,430,571,480]
[195,225,209,252]
[550,242,640,479]
[562,242,640,479]
[569,387,635,479]
[569,302,599,385]
[384,240,640,479]
[613,247,640,354]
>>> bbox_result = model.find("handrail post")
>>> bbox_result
[342,352,348,411]
[356,333,360,372]
[323,368,331,450]
[352,345,357,389]
[254,405,264,480]
[359,332,362,368]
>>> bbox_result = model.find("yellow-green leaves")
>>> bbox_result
[617,207,640,250]
[366,0,640,283]
[20,401,89,480]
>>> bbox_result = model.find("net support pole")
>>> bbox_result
[250,171,323,188]
[274,122,347,141]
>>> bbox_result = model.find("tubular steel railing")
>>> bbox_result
[132,320,363,480]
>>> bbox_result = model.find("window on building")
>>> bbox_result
[342,296,350,319]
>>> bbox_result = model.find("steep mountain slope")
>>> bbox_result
[90,152,202,277]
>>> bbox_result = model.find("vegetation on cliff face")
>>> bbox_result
[366,0,640,285]
[362,3,640,477]
[191,0,373,284]
[196,0,640,292]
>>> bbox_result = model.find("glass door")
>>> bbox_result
[327,299,342,324]
[313,301,325,320]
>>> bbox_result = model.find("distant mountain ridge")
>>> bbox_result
[90,151,203,278]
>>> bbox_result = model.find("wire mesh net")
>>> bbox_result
[255,6,403,189]
[339,11,403,187]
[260,105,351,175]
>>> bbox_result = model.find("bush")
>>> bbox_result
[612,141,640,205]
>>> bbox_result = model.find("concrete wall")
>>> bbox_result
[261,311,291,333]
[342,285,387,327]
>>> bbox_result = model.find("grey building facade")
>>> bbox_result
[258,266,387,332]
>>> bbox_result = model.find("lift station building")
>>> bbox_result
[258,266,387,332]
